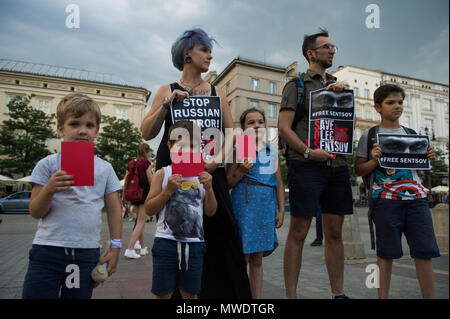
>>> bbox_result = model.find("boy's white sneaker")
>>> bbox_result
[134,241,141,250]
[140,247,149,256]
[124,249,141,259]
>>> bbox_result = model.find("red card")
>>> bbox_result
[236,135,256,161]
[61,142,94,186]
[171,152,204,177]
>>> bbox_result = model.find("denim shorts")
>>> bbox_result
[287,160,353,217]
[151,237,206,296]
[372,198,440,259]
[22,245,100,299]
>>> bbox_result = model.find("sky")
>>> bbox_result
[1,0,448,110]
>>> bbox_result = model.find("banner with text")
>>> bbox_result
[308,88,355,155]
[377,133,431,170]
[171,96,222,161]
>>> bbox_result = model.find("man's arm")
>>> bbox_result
[278,110,333,162]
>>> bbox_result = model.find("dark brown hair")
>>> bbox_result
[373,84,405,105]
[239,108,266,129]
[302,28,329,62]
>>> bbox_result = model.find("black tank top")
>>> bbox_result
[155,83,217,170]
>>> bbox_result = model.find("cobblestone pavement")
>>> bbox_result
[0,207,448,299]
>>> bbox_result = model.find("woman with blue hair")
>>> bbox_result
[141,28,251,299]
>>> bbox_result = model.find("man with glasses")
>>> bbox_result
[279,28,353,299]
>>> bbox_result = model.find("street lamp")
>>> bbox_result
[423,127,432,190]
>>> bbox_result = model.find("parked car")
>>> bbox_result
[0,191,31,213]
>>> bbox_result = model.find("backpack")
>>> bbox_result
[124,159,144,203]
[279,73,306,159]
[363,125,417,250]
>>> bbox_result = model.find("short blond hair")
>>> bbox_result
[56,93,101,127]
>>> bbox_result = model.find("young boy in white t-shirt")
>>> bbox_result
[22,93,123,299]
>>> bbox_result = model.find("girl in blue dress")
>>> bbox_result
[227,108,285,299]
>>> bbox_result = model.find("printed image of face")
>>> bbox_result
[380,135,428,154]
[311,90,353,109]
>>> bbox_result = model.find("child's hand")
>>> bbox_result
[98,248,120,276]
[371,143,382,163]
[275,211,284,228]
[427,146,435,162]
[238,158,253,173]
[44,170,73,194]
[199,171,213,191]
[166,174,182,195]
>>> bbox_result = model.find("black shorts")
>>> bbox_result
[287,160,353,217]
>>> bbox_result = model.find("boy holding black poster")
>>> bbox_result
[355,84,440,299]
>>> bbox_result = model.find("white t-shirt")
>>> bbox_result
[155,166,206,243]
[30,153,122,248]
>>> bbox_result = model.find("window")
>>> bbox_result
[267,104,276,118]
[355,109,360,118]
[225,82,230,95]
[422,99,432,112]
[251,79,259,91]
[250,101,259,109]
[353,87,359,97]
[403,95,408,106]
[35,98,52,114]
[115,108,128,119]
[424,119,434,133]
[365,111,372,120]
[402,115,411,127]
[364,89,370,99]
[268,81,276,94]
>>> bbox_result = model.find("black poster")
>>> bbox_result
[308,88,355,155]
[377,133,431,170]
[170,96,222,160]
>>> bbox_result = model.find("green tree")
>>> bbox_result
[0,95,57,177]
[419,143,449,188]
[95,115,154,180]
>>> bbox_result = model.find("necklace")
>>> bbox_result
[180,79,204,95]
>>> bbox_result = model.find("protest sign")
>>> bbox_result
[171,96,222,161]
[61,141,94,186]
[236,134,256,161]
[377,133,431,170]
[308,88,355,155]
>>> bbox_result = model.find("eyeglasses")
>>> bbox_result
[313,44,338,53]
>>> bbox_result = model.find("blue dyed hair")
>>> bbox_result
[171,28,217,71]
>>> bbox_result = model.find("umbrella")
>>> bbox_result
[16,176,31,183]
[431,185,449,193]
[0,174,16,185]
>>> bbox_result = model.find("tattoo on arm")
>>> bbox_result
[149,106,168,139]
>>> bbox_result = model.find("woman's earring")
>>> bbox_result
[185,56,192,64]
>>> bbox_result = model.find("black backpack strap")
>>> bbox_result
[365,125,379,250]
[281,73,306,159]
[402,126,417,135]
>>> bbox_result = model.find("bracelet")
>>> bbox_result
[110,239,122,249]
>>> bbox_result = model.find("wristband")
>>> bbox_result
[110,239,122,249]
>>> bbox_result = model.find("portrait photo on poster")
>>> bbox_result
[377,133,431,170]
[308,88,355,155]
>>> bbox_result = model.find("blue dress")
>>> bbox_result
[230,144,279,257]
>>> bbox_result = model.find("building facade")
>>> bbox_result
[0,59,151,154]
[332,65,449,156]
[205,57,297,143]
